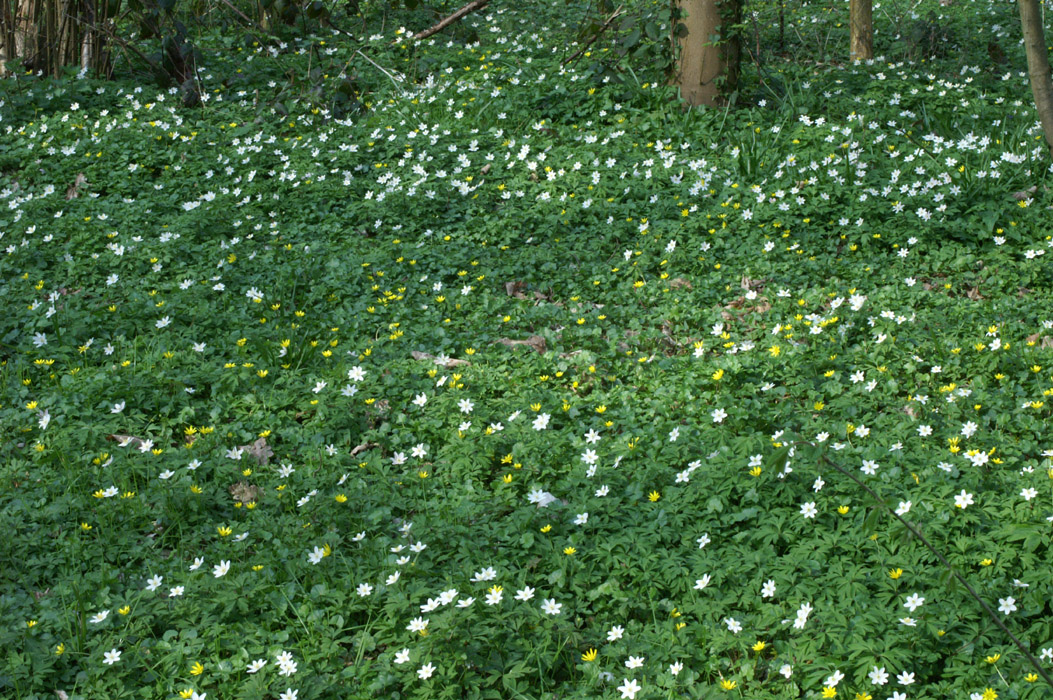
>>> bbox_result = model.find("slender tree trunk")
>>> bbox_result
[850,0,872,60]
[1019,0,1053,160]
[674,0,740,107]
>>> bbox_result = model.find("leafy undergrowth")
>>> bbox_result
[2,1,1053,699]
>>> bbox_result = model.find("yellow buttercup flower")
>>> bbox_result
[581,648,598,662]
[648,490,660,502]
[189,661,204,675]
[719,679,737,690]
[888,568,903,579]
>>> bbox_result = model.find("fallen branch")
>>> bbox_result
[409,0,489,42]
[815,449,1053,691]
[562,5,624,67]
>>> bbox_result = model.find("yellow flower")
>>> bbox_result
[648,490,660,502]
[55,643,65,655]
[768,345,781,357]
[26,620,37,628]
[822,687,837,698]
[888,568,903,579]
[80,522,93,531]
[980,558,993,566]
[1025,673,1038,682]
[719,679,737,691]
[712,368,724,381]
[335,494,348,503]
[179,690,194,699]
[217,525,232,537]
[854,693,872,700]
[985,653,1000,664]
[981,688,998,700]
[189,661,204,675]
[418,470,428,479]
[749,466,762,477]
[581,648,598,662]
[118,605,130,615]
[752,640,766,652]
[502,474,513,483]
[540,524,552,533]
[837,505,850,514]
[563,546,576,555]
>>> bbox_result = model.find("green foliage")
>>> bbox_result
[1,2,1053,700]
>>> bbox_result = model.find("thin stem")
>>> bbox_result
[816,449,1053,690]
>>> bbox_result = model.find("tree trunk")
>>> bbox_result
[674,0,740,107]
[849,0,872,61]
[1018,0,1053,160]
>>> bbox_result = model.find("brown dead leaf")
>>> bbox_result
[350,442,378,457]
[480,163,492,176]
[903,404,917,419]
[669,277,692,290]
[410,351,471,368]
[238,437,274,466]
[965,286,983,301]
[65,173,87,200]
[229,481,261,504]
[495,335,546,354]
[504,281,528,299]
[1011,185,1037,200]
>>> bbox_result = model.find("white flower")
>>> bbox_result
[278,689,298,700]
[541,598,562,615]
[472,567,497,582]
[394,649,410,665]
[607,625,625,642]
[998,597,1017,615]
[903,593,925,612]
[800,502,818,519]
[761,579,776,598]
[413,393,427,406]
[574,512,589,525]
[954,490,974,509]
[779,664,793,678]
[711,408,727,423]
[32,332,48,347]
[899,617,917,626]
[617,678,642,699]
[825,670,845,687]
[212,560,231,578]
[694,574,712,590]
[247,659,267,673]
[347,366,366,382]
[897,671,915,685]
[89,610,110,624]
[895,501,912,516]
[111,401,126,414]
[515,587,535,602]
[155,316,171,329]
[417,663,435,680]
[102,648,121,665]
[485,587,504,605]
[357,583,373,597]
[724,617,742,633]
[456,597,475,608]
[868,666,889,686]
[793,602,812,629]
[669,661,683,676]
[407,617,429,633]
[145,575,163,591]
[189,557,204,571]
[1021,487,1038,501]
[532,413,551,430]
[696,533,711,549]
[625,655,645,669]
[168,586,185,597]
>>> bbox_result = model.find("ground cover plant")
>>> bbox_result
[3,0,1053,698]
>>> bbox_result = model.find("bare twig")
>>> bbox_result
[815,449,1053,690]
[562,5,624,67]
[407,0,488,42]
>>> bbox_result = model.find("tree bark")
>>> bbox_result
[1018,0,1053,160]
[674,0,739,107]
[849,0,872,61]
